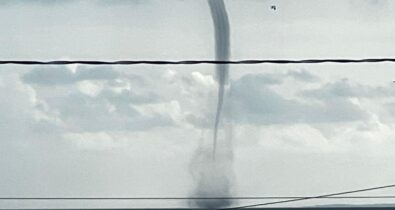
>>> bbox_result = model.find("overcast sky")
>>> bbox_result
[1,0,395,209]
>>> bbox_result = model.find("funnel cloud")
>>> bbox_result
[189,0,234,208]
[209,0,230,154]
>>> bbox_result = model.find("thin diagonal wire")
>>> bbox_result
[221,184,395,210]
[2,58,395,65]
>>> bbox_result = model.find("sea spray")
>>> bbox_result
[189,128,234,208]
[189,0,235,208]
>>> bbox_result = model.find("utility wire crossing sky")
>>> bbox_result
[2,58,395,65]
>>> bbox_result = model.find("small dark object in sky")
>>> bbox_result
[271,5,277,10]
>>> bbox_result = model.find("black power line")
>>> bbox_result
[2,196,395,200]
[221,184,395,210]
[2,58,395,65]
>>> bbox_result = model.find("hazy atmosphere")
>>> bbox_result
[1,0,395,209]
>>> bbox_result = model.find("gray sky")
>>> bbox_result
[1,0,395,209]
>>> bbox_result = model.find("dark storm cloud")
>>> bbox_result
[234,70,318,87]
[22,66,119,86]
[21,65,169,132]
[184,71,328,128]
[96,0,147,6]
[47,91,172,132]
[0,75,61,147]
[0,0,75,6]
[302,79,395,99]
[229,74,370,125]
[237,73,283,86]
[286,69,319,82]
[101,89,160,105]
